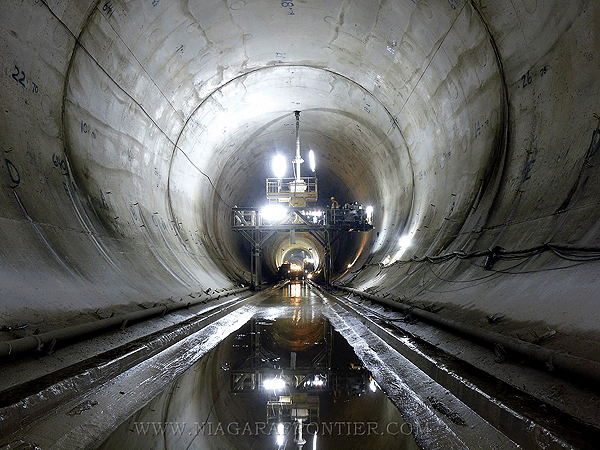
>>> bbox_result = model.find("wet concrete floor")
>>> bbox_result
[99,282,421,450]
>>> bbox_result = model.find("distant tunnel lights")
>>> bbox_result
[272,153,287,178]
[369,378,378,392]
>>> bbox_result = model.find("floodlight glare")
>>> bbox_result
[398,235,412,249]
[263,378,286,391]
[272,154,287,178]
[261,204,288,223]
[308,150,316,172]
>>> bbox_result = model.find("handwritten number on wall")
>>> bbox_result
[522,70,532,88]
[103,1,114,18]
[52,153,68,172]
[10,64,39,93]
[11,65,26,87]
[5,159,20,186]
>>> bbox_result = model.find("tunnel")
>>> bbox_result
[1,0,600,448]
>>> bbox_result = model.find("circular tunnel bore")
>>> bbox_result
[63,1,504,287]
[5,1,600,446]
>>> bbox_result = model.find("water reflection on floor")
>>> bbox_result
[99,282,421,450]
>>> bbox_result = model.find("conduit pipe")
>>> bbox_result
[0,287,248,359]
[337,286,600,384]
[293,110,302,182]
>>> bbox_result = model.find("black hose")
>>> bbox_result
[0,287,249,358]
[337,286,600,383]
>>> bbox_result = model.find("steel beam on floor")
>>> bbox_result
[315,286,598,450]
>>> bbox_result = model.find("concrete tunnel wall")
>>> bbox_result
[1,0,600,354]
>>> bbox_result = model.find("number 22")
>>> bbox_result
[11,65,26,88]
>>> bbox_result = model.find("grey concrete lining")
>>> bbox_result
[1,0,508,324]
[2,0,600,447]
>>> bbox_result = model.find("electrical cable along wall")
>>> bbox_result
[1,0,505,323]
[1,1,600,447]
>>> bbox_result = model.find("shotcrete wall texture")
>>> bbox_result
[1,0,599,338]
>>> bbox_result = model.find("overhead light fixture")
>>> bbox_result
[272,153,287,178]
[308,149,316,172]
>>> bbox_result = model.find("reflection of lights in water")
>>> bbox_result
[272,317,325,352]
[276,422,285,446]
[275,283,325,351]
[290,282,302,298]
[292,307,302,324]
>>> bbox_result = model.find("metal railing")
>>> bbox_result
[231,206,372,231]
[266,177,318,203]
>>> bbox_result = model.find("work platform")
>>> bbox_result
[232,205,372,232]
[231,206,373,288]
[265,177,318,207]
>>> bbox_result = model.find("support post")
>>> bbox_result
[324,231,332,288]
[253,229,262,290]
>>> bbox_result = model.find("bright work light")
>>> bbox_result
[308,149,316,172]
[261,204,288,223]
[272,154,287,178]
[264,378,286,391]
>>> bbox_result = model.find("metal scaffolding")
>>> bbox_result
[231,206,373,288]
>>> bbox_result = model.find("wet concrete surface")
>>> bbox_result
[99,282,421,450]
[323,289,600,450]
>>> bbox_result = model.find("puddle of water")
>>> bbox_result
[99,282,421,450]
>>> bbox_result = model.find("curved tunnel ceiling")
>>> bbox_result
[62,0,502,285]
[2,0,600,335]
